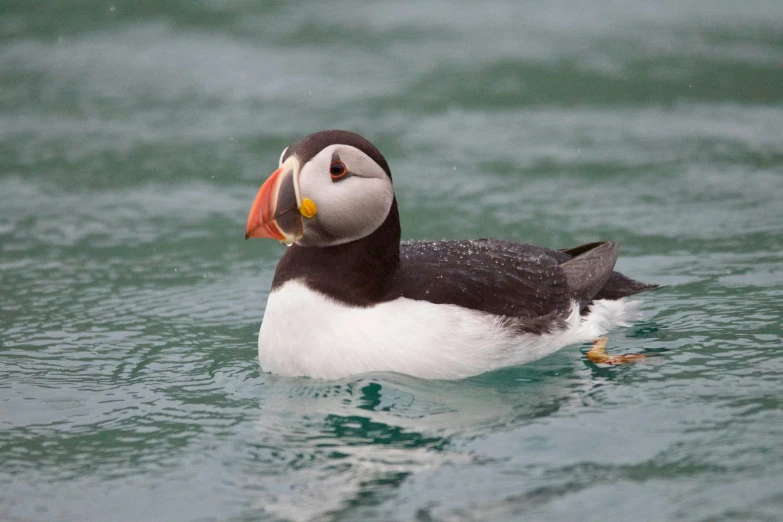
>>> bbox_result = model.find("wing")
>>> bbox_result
[389,238,587,314]
[388,239,639,333]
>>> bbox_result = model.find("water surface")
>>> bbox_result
[2,1,782,520]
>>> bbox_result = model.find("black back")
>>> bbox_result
[387,239,655,333]
[390,239,569,318]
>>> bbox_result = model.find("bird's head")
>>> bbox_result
[245,130,395,247]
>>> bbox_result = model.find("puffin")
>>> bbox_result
[245,130,657,380]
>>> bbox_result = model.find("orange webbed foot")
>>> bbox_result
[586,337,647,365]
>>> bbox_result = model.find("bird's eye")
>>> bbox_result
[330,161,348,180]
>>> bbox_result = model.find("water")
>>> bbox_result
[1,1,782,520]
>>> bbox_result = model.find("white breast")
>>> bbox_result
[258,280,641,380]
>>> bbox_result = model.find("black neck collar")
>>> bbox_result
[270,199,401,306]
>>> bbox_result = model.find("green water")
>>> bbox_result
[2,1,782,520]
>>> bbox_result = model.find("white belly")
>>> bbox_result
[258,280,641,380]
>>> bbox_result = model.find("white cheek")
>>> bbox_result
[325,177,393,220]
[296,144,395,245]
[304,176,393,243]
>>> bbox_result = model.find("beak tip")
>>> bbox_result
[245,165,300,243]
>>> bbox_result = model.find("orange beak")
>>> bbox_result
[245,165,303,244]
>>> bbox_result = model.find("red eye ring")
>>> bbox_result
[329,161,348,180]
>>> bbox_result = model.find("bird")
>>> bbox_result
[245,130,657,380]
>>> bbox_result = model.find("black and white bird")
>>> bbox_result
[245,130,656,379]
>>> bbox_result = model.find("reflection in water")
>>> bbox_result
[244,363,584,520]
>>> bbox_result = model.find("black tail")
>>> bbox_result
[560,241,618,305]
[595,272,659,300]
[559,241,658,301]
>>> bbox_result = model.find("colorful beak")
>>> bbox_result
[245,164,303,244]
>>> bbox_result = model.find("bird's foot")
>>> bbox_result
[586,337,646,365]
